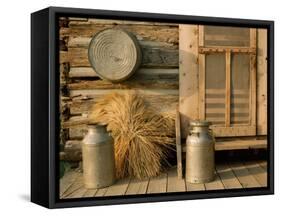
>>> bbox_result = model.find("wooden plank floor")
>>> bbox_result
[60,160,267,199]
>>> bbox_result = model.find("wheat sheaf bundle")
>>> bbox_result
[89,91,175,179]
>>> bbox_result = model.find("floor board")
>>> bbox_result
[126,178,149,195]
[83,189,98,198]
[61,175,84,198]
[94,187,108,197]
[204,171,224,190]
[228,162,261,188]
[186,182,205,191]
[60,160,267,199]
[147,172,167,194]
[104,177,130,196]
[216,164,242,189]
[60,171,80,196]
[167,168,186,192]
[244,161,267,187]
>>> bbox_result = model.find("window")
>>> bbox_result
[198,26,257,137]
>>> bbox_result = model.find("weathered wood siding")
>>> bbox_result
[179,25,199,138]
[59,19,267,161]
[59,18,179,160]
[257,29,267,135]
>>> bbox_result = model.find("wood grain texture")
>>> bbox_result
[199,47,256,54]
[204,171,224,190]
[198,25,205,120]
[186,182,205,191]
[60,21,179,44]
[83,189,98,198]
[63,137,267,161]
[225,51,231,127]
[211,125,256,137]
[228,162,261,188]
[257,29,267,135]
[258,160,267,170]
[94,187,108,197]
[61,175,84,198]
[250,52,257,134]
[64,140,82,161]
[68,94,178,116]
[244,161,267,187]
[147,173,167,194]
[126,178,149,195]
[214,138,267,151]
[69,67,178,78]
[59,171,80,196]
[104,178,130,196]
[69,19,178,26]
[66,187,88,199]
[175,109,183,179]
[198,53,206,120]
[68,17,88,22]
[179,24,199,138]
[167,168,186,192]
[182,137,267,152]
[60,161,267,199]
[59,18,180,150]
[68,77,178,90]
[216,164,242,189]
[68,36,177,49]
[69,89,179,98]
[60,47,178,68]
[69,127,88,140]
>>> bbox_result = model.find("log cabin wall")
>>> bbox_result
[59,19,268,162]
[59,17,179,162]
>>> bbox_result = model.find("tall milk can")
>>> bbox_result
[82,124,115,189]
[186,120,215,183]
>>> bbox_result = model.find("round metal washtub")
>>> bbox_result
[88,28,142,82]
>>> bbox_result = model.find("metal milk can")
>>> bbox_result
[185,120,215,183]
[82,124,115,189]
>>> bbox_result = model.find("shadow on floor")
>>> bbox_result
[19,194,30,202]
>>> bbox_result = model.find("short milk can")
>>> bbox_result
[82,124,115,189]
[186,120,215,183]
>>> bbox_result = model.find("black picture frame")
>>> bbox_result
[31,6,274,209]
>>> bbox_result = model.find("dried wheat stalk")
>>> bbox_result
[89,91,175,179]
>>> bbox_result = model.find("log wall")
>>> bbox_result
[59,18,267,162]
[59,17,179,161]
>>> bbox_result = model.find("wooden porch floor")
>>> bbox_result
[60,160,267,199]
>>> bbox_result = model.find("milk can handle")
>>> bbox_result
[189,129,200,137]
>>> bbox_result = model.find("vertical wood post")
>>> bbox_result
[179,24,199,138]
[175,108,182,179]
[225,51,231,127]
[257,29,267,135]
[250,28,257,133]
[198,25,205,120]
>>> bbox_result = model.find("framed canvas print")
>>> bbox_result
[31,6,274,208]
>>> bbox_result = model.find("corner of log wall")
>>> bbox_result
[59,18,179,162]
[59,17,71,158]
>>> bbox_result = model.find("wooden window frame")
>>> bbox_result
[198,26,257,137]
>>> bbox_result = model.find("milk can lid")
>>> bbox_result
[190,120,211,127]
